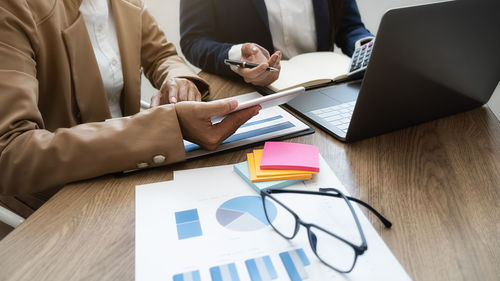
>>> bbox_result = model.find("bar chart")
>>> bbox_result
[245,255,278,281]
[209,263,240,281]
[184,115,295,153]
[173,270,202,281]
[171,249,311,281]
[279,249,311,281]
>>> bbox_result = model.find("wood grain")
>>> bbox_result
[0,74,498,281]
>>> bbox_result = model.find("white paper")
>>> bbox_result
[136,156,412,281]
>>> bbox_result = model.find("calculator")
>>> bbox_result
[347,40,374,80]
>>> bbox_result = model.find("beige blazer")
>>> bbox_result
[0,0,208,215]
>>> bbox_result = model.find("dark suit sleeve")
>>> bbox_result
[180,0,238,78]
[335,0,373,57]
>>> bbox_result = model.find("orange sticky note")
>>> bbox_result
[253,149,316,177]
[247,153,312,182]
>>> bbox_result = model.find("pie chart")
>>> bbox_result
[216,196,277,232]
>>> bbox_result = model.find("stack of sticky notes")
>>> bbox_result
[234,142,320,193]
[247,149,315,182]
[233,161,303,193]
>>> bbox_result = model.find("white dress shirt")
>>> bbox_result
[228,0,373,66]
[228,0,317,63]
[264,0,317,59]
[80,0,124,118]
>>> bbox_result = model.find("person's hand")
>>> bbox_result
[175,100,261,151]
[150,78,201,107]
[236,43,281,86]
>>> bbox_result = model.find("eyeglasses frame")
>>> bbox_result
[260,187,392,273]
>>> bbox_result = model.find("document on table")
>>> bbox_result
[183,92,312,159]
[136,155,412,281]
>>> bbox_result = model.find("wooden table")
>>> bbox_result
[0,72,499,281]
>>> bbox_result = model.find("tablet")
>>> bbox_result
[232,86,306,112]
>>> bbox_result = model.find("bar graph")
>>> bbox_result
[170,250,310,281]
[184,113,295,153]
[175,209,203,240]
[210,263,240,281]
[173,270,201,281]
[279,249,311,281]
[245,256,278,281]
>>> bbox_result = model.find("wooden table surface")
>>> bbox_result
[0,72,499,281]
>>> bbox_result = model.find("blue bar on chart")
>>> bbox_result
[173,270,201,281]
[240,115,283,128]
[175,209,203,240]
[210,263,240,281]
[279,248,311,281]
[245,255,278,281]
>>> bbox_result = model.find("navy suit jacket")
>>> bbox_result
[180,0,372,78]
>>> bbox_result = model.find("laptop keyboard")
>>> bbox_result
[305,42,372,134]
[309,101,356,132]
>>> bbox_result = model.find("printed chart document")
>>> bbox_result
[184,92,312,159]
[136,156,412,281]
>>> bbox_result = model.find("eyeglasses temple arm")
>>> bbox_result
[318,188,392,228]
[268,188,393,228]
[345,196,392,228]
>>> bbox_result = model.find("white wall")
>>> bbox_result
[488,82,500,122]
[357,0,439,33]
[140,0,442,102]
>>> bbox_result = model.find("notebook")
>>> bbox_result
[267,52,351,92]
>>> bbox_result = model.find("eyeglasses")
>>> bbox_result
[260,187,392,273]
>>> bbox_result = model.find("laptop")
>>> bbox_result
[285,0,500,142]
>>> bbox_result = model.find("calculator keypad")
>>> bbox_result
[349,41,374,73]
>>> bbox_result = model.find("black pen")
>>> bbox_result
[224,59,279,72]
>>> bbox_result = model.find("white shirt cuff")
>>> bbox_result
[227,44,243,72]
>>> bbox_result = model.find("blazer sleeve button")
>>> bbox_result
[153,155,166,164]
[137,162,149,169]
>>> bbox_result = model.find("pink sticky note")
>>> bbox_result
[260,142,320,172]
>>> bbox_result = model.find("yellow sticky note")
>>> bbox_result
[247,152,312,182]
[253,149,316,177]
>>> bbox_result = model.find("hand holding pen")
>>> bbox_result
[228,43,281,86]
[224,59,279,72]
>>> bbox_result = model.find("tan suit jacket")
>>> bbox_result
[0,0,208,217]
